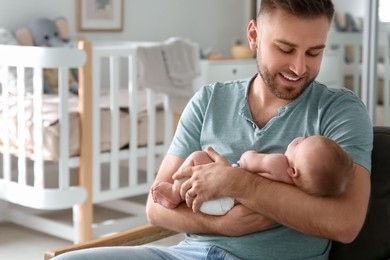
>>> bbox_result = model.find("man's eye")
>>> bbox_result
[279,47,293,54]
[307,50,322,57]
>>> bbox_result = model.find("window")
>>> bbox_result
[379,0,390,22]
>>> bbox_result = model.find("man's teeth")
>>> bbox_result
[281,73,299,81]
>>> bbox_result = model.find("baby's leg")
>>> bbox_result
[182,150,214,168]
[151,178,186,209]
[152,151,213,209]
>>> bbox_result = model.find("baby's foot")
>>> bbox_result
[151,182,183,209]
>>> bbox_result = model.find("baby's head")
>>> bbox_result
[285,135,354,197]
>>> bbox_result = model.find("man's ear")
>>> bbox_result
[287,167,299,178]
[14,28,34,46]
[247,20,258,50]
[55,17,70,41]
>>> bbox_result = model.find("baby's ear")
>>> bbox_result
[287,167,299,178]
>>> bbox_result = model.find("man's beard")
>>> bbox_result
[256,58,315,101]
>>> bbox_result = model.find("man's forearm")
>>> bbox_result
[233,164,370,243]
[146,195,275,236]
[147,194,218,234]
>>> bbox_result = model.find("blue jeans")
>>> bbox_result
[53,241,242,260]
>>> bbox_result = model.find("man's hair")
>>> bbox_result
[258,0,335,23]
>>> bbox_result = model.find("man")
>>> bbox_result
[55,0,372,259]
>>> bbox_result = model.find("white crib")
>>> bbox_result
[0,40,186,243]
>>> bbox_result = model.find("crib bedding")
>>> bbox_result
[0,88,165,161]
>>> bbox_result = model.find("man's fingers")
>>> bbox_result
[205,146,219,160]
[172,166,191,180]
[192,198,202,213]
[179,176,193,199]
[185,189,196,208]
[206,146,224,162]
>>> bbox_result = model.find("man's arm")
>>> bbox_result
[175,147,370,243]
[146,154,275,236]
[236,163,369,243]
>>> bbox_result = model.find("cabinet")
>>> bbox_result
[194,59,257,91]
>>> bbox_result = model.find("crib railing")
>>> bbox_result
[0,44,87,210]
[82,42,175,240]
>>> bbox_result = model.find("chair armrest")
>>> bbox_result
[45,224,178,260]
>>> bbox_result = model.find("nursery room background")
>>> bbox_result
[0,1,256,259]
[0,0,253,57]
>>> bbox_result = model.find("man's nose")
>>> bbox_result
[289,54,307,76]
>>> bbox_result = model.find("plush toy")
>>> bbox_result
[14,17,79,94]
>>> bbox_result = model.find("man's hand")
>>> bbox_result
[173,146,242,213]
[148,152,275,236]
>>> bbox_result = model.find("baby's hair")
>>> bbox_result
[300,136,354,197]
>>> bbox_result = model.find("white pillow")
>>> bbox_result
[0,28,34,95]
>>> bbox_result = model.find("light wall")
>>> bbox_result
[0,0,253,56]
[332,0,364,17]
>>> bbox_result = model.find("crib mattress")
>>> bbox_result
[0,89,165,161]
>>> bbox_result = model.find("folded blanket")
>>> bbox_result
[162,37,199,86]
[136,38,199,98]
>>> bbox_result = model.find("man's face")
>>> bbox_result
[248,10,330,100]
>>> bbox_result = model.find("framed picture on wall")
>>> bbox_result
[76,0,124,32]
